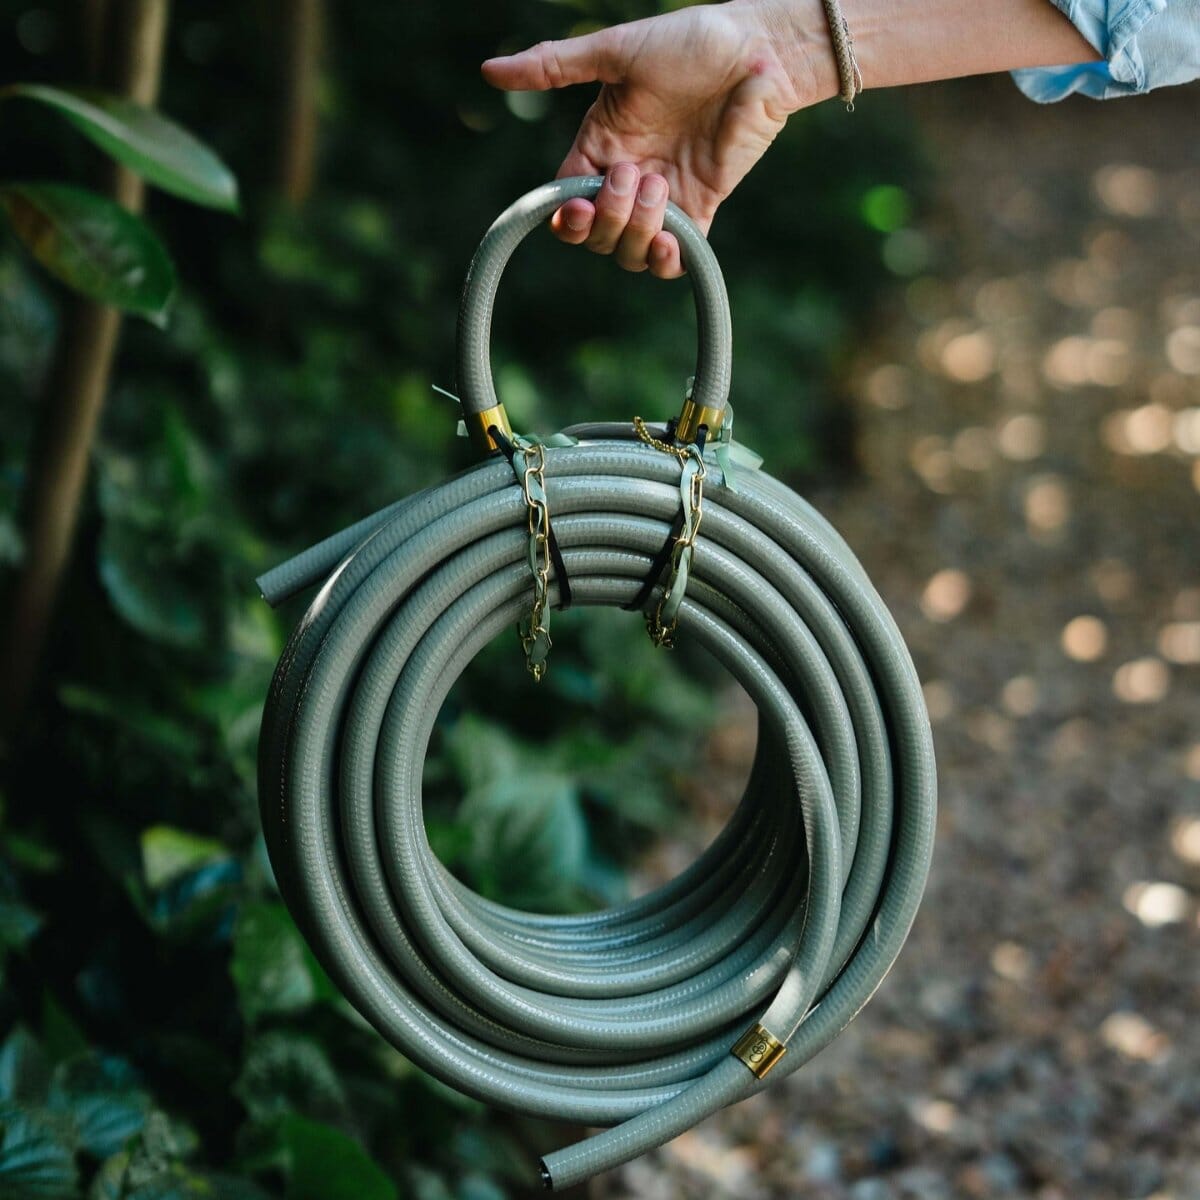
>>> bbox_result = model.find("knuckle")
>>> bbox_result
[535,41,564,88]
[625,211,659,237]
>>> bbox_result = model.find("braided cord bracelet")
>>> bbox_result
[821,0,864,109]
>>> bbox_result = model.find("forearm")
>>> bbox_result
[747,0,1103,107]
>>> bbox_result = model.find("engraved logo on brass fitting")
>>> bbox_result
[731,1023,787,1079]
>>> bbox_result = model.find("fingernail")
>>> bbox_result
[565,208,589,231]
[638,176,667,206]
[609,164,637,196]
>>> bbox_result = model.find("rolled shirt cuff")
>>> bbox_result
[1011,0,1175,101]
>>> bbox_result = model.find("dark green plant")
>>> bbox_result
[0,83,237,323]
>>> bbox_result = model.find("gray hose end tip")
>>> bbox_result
[539,1160,553,1191]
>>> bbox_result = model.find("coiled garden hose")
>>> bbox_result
[257,178,937,1189]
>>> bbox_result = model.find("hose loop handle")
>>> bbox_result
[455,176,733,451]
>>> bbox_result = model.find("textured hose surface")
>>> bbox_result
[456,177,732,418]
[257,436,938,1188]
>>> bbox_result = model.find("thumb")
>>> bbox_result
[481,29,623,91]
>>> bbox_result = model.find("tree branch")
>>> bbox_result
[0,0,171,742]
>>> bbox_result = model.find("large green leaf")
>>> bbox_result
[0,901,43,956]
[275,1116,396,1200]
[230,904,334,1025]
[0,84,239,213]
[48,1056,149,1159]
[0,1030,50,1105]
[233,1032,349,1126]
[459,769,587,910]
[0,1107,78,1199]
[0,183,174,322]
[140,826,227,891]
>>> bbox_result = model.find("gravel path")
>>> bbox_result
[607,77,1200,1200]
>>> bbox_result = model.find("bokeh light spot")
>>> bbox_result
[1000,675,1039,717]
[1122,881,1190,927]
[1166,326,1200,374]
[1091,558,1134,603]
[1024,475,1070,535]
[991,941,1033,982]
[1085,339,1132,386]
[941,331,996,382]
[974,277,1027,321]
[1170,816,1200,864]
[996,413,1045,461]
[951,426,993,471]
[864,364,910,410]
[861,184,912,233]
[1099,1011,1170,1061]
[922,679,956,722]
[1173,408,1200,454]
[921,569,971,622]
[1062,615,1107,661]
[909,435,955,493]
[1049,717,1094,764]
[1125,404,1174,454]
[910,1098,958,1134]
[1186,744,1200,781]
[1112,657,1170,704]
[1158,622,1200,664]
[1093,164,1160,217]
[1043,336,1092,388]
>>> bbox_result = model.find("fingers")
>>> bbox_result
[547,164,687,279]
[585,163,640,255]
[481,30,621,91]
[614,173,668,272]
[549,198,594,245]
[648,231,685,281]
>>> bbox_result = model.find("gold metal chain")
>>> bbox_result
[633,417,706,648]
[632,415,689,464]
[516,439,553,681]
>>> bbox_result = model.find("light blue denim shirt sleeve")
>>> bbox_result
[1012,0,1200,101]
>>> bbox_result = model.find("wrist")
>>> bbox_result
[727,0,840,113]
[732,0,841,111]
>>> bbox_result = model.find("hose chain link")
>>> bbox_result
[633,416,707,648]
[512,434,553,680]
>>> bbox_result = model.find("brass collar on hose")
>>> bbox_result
[674,397,724,445]
[464,403,514,455]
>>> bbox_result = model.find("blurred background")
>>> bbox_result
[0,1,1197,1198]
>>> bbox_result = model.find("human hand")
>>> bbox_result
[481,0,1100,278]
[481,0,826,279]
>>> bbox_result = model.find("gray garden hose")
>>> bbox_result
[257,177,937,1190]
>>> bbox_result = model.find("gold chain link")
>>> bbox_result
[632,415,688,464]
[633,417,706,648]
[517,440,553,681]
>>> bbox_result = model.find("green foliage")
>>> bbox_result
[266,1115,396,1200]
[0,81,236,318]
[0,0,924,1196]
[0,1106,78,1199]
[230,903,334,1025]
[0,1027,156,1199]
[0,85,240,213]
[0,184,175,323]
[139,826,227,891]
